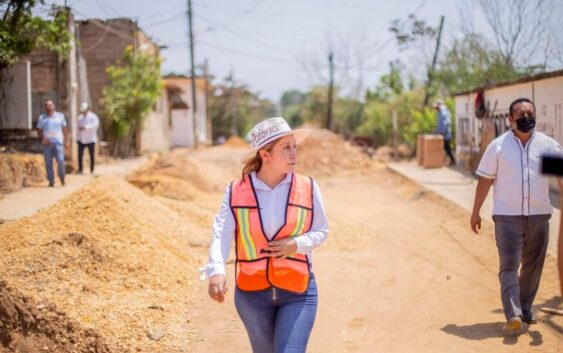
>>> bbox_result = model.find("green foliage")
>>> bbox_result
[432,33,522,95]
[359,88,426,147]
[101,46,162,155]
[389,14,437,49]
[300,85,329,126]
[209,82,275,141]
[365,60,404,101]
[280,89,306,127]
[333,97,363,136]
[0,1,70,69]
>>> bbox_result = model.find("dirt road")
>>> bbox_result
[0,136,561,353]
[185,147,563,353]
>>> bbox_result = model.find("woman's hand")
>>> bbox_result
[266,238,297,258]
[208,274,228,303]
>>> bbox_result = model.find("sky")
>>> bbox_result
[43,0,563,102]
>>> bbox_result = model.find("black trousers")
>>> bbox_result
[444,139,456,164]
[78,142,95,173]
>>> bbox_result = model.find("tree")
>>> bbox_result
[0,0,70,70]
[102,46,162,157]
[432,33,522,95]
[365,60,404,101]
[477,0,559,70]
[280,89,306,127]
[209,79,275,142]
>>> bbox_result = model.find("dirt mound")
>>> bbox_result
[221,136,249,149]
[0,281,111,353]
[297,129,377,176]
[0,153,45,196]
[127,152,210,201]
[0,177,205,352]
[373,144,414,162]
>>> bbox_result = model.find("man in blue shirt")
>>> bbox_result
[36,100,68,187]
[433,99,456,165]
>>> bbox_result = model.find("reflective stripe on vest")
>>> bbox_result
[230,173,314,294]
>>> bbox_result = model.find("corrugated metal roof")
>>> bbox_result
[453,69,563,96]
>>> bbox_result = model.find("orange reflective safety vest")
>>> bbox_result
[230,173,314,294]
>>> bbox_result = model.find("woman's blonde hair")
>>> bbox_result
[241,139,280,180]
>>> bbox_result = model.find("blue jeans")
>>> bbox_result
[43,143,65,184]
[235,274,318,353]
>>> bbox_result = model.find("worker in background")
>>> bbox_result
[77,102,100,174]
[433,99,456,166]
[37,100,68,187]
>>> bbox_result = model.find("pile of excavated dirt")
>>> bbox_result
[0,177,206,352]
[127,152,210,201]
[373,144,414,162]
[0,153,45,196]
[297,129,380,177]
[221,136,249,149]
[0,280,111,353]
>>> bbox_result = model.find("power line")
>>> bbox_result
[194,13,282,50]
[194,0,319,33]
[196,41,297,66]
[143,13,185,28]
[96,0,122,17]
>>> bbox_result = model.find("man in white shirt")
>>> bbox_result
[37,100,68,187]
[76,102,99,174]
[470,97,562,334]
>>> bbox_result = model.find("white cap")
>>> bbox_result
[80,102,89,112]
[241,117,310,163]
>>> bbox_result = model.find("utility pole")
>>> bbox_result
[326,51,334,130]
[187,0,198,148]
[229,67,238,137]
[62,5,78,169]
[424,15,444,106]
[392,110,398,161]
[204,58,211,144]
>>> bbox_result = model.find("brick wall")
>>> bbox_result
[77,18,135,119]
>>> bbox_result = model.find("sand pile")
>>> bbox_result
[221,136,249,149]
[373,144,414,162]
[127,152,209,201]
[297,129,375,176]
[0,280,111,353]
[0,176,206,352]
[0,153,45,195]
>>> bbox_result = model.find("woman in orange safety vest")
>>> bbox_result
[202,117,329,353]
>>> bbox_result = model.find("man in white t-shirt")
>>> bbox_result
[470,97,562,335]
[36,100,68,187]
[76,102,100,174]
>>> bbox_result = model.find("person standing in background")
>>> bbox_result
[37,100,68,187]
[77,102,99,174]
[433,99,456,166]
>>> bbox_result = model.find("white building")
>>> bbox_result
[454,69,563,173]
[163,75,211,148]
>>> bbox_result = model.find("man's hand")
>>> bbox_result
[208,274,228,303]
[78,126,85,130]
[41,137,50,145]
[470,212,482,234]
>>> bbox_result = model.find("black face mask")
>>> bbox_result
[515,116,536,133]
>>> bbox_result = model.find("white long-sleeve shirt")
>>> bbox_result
[203,172,329,278]
[77,111,100,144]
